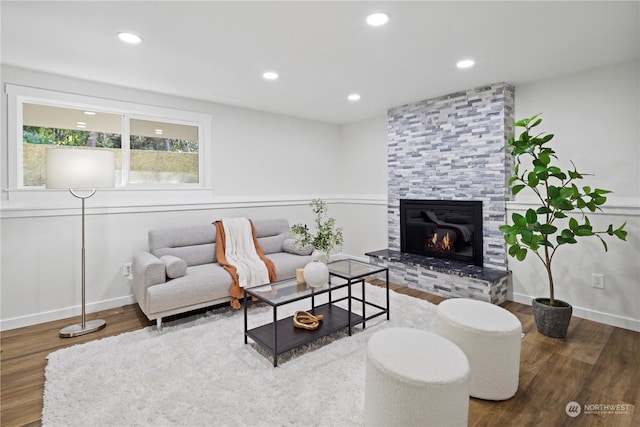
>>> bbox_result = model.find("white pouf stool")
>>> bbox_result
[364,327,470,427]
[435,298,522,400]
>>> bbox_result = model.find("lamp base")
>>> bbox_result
[59,319,106,338]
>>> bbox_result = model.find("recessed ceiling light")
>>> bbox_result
[84,111,96,115]
[118,32,142,44]
[348,93,361,102]
[366,12,389,26]
[262,71,279,80]
[456,59,475,69]
[155,129,164,135]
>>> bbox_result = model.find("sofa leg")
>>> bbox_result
[156,318,162,331]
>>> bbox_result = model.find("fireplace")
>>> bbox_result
[400,199,483,266]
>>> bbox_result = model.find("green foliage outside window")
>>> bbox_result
[23,126,121,148]
[23,126,198,152]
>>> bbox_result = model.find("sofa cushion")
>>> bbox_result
[160,255,187,279]
[154,244,215,267]
[267,252,313,281]
[149,224,217,267]
[258,234,287,255]
[253,218,290,255]
[282,238,314,256]
[253,218,289,238]
[149,224,216,250]
[146,263,233,315]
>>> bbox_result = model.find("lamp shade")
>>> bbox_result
[45,148,115,189]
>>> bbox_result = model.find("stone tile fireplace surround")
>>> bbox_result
[368,83,515,304]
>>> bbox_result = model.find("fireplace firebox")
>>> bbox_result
[400,199,483,266]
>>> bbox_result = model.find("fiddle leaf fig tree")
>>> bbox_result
[499,114,627,306]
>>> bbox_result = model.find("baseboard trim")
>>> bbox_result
[0,294,137,331]
[511,292,640,332]
[6,268,636,333]
[0,253,370,331]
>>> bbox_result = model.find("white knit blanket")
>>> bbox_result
[221,217,270,288]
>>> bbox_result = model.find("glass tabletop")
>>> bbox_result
[245,276,347,306]
[327,259,387,280]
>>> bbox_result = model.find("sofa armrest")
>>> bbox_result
[131,251,166,316]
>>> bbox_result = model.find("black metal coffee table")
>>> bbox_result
[327,258,390,332]
[244,259,389,367]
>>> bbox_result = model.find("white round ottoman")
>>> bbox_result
[435,298,522,400]
[364,327,470,427]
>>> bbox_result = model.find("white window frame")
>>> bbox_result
[6,84,212,191]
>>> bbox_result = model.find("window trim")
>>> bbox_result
[6,84,212,190]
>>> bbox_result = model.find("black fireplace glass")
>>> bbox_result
[400,199,483,266]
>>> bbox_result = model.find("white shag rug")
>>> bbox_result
[42,284,437,426]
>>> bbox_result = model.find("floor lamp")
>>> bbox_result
[45,148,115,338]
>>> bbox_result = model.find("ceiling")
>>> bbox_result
[2,1,638,125]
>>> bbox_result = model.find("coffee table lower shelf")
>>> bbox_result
[245,303,363,366]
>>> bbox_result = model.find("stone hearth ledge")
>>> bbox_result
[366,249,511,304]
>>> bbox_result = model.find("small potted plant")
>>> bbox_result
[290,198,344,263]
[499,114,627,338]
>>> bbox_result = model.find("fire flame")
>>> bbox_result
[442,232,451,250]
[427,231,454,252]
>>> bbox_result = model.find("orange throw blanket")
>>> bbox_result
[214,219,277,309]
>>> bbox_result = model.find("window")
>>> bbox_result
[22,104,122,187]
[129,118,199,185]
[7,84,211,190]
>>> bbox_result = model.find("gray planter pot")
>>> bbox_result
[532,298,573,338]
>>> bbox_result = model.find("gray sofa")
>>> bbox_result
[132,218,313,328]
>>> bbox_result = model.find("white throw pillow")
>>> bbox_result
[160,255,187,279]
[282,238,314,256]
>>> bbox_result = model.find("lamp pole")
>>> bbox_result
[58,188,106,338]
[45,147,114,338]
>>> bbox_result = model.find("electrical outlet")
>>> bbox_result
[123,262,132,277]
[592,273,604,289]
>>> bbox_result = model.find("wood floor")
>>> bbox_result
[1,282,638,427]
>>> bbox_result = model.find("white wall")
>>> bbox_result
[511,60,640,331]
[1,66,342,203]
[0,66,351,329]
[338,115,389,258]
[210,106,342,196]
[335,61,640,331]
[3,61,638,332]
